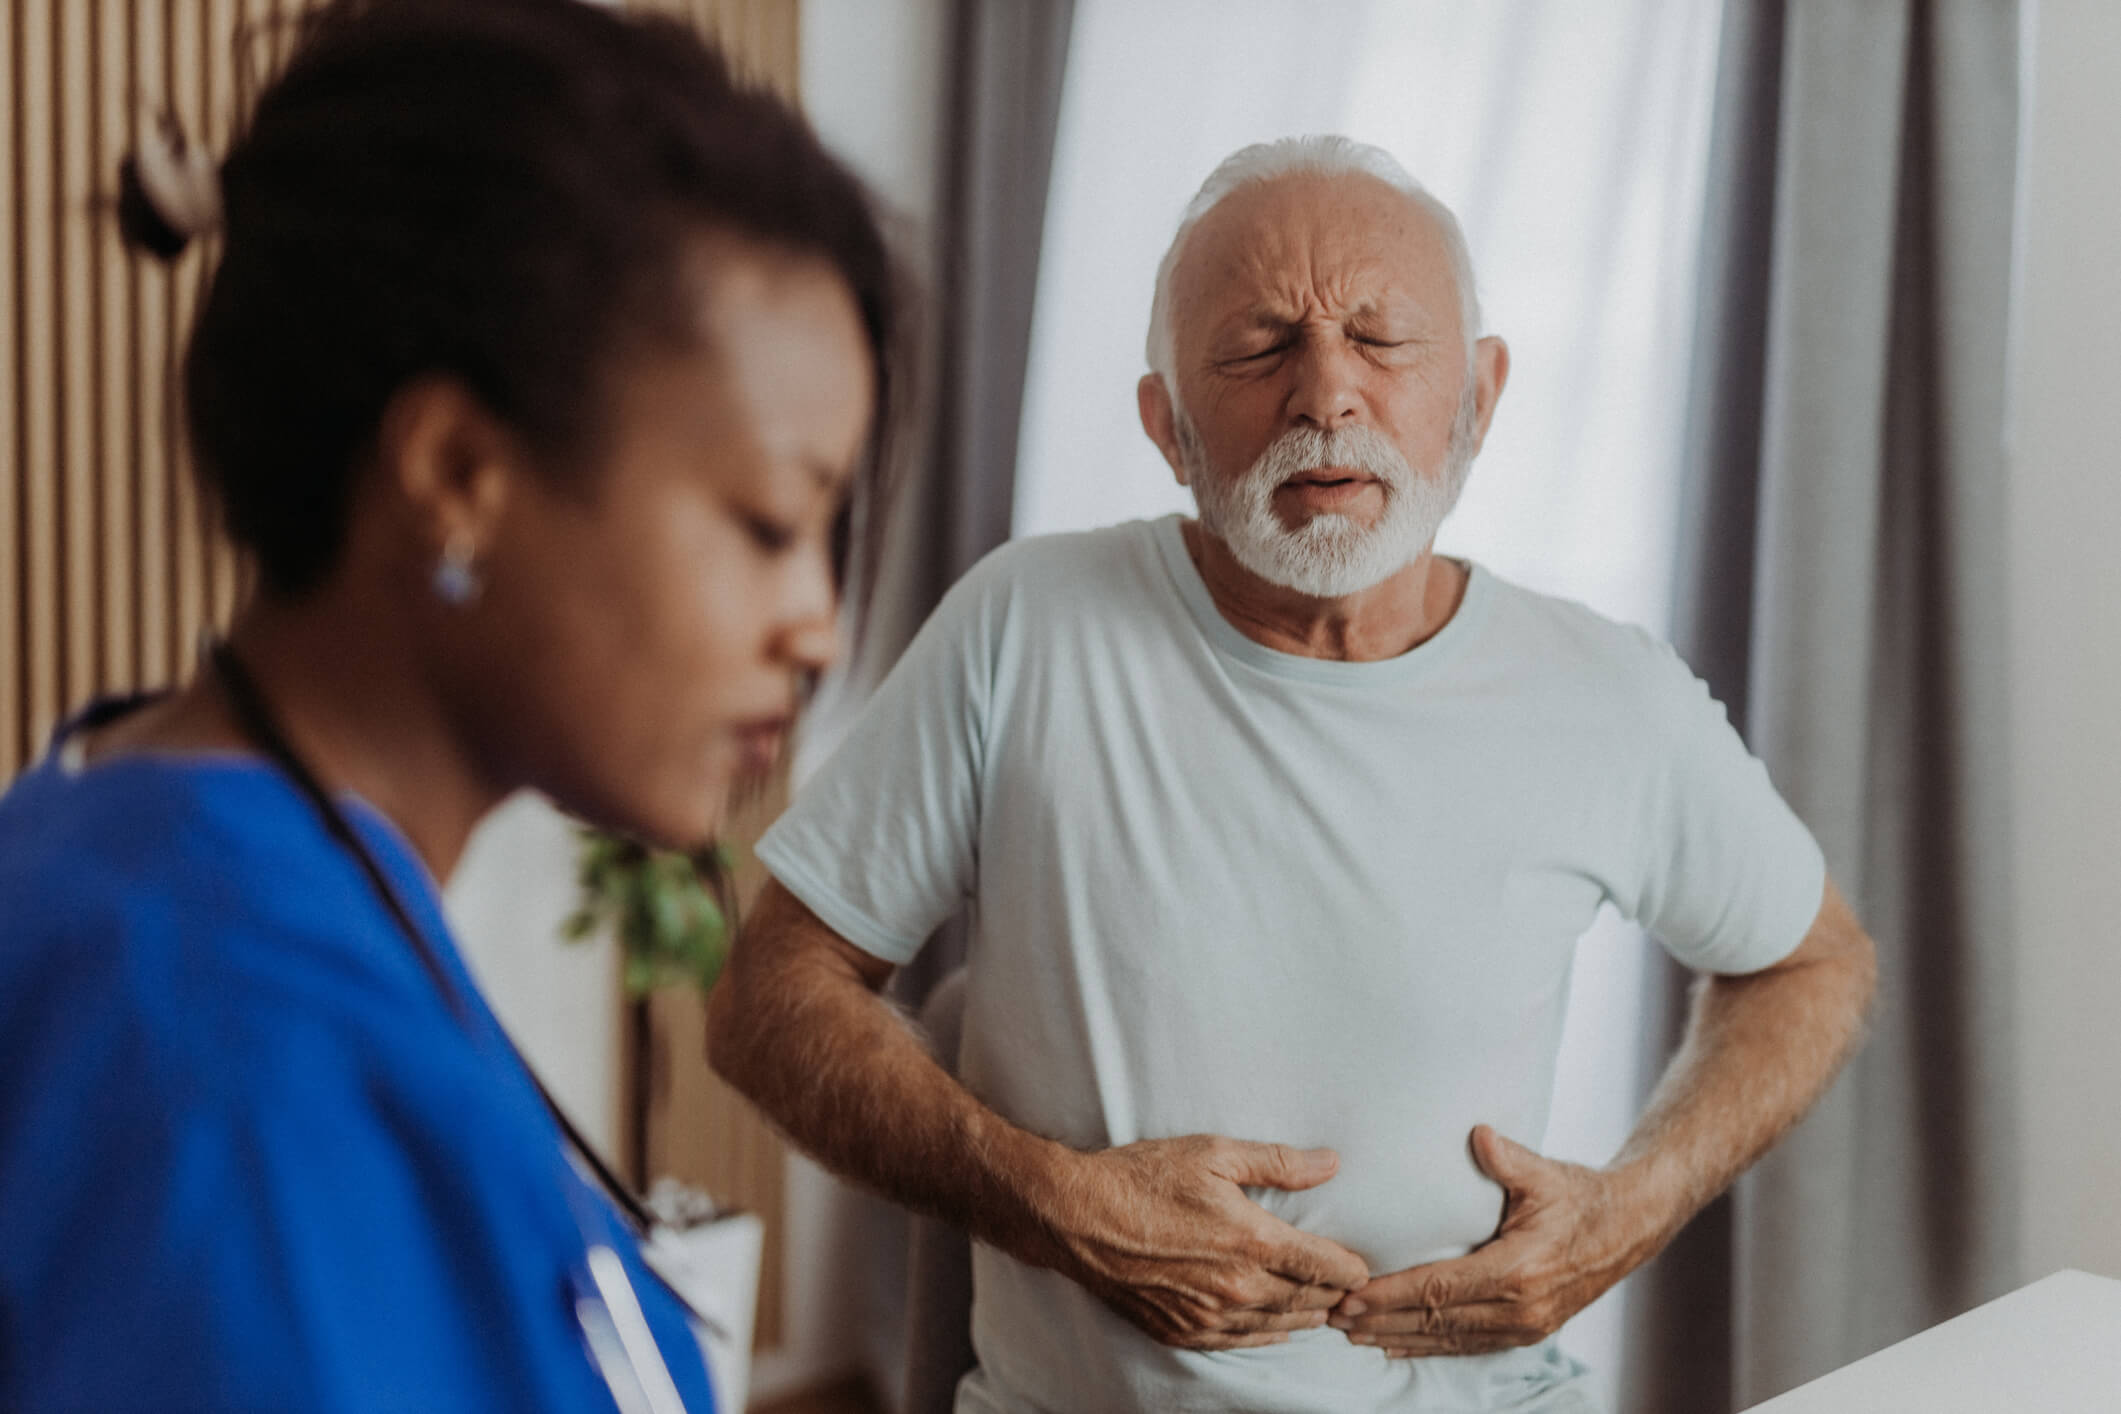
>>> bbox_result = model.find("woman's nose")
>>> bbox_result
[776,546,844,675]
[780,614,842,676]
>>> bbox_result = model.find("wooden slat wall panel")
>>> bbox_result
[3,3,23,768]
[127,0,169,690]
[200,0,238,625]
[1,0,275,780]
[58,0,93,712]
[166,0,205,668]
[623,0,805,1358]
[18,0,59,769]
[94,0,130,691]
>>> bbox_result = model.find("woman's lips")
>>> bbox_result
[730,717,791,774]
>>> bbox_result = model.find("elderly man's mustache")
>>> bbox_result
[1253,425,1419,494]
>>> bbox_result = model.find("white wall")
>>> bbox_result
[2009,0,2121,1284]
[444,794,622,1158]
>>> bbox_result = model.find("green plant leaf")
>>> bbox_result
[570,826,735,995]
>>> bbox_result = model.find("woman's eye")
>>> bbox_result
[743,513,798,553]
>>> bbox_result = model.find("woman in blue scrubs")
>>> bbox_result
[0,1,902,1409]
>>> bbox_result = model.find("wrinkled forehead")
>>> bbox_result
[1171,171,1462,342]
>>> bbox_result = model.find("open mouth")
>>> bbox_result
[1279,470,1382,505]
[1284,466,1379,487]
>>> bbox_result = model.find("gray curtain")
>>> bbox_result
[1627,2,2020,1409]
[863,0,1076,1006]
[846,4,1075,1405]
[920,0,1076,611]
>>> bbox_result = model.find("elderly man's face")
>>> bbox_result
[1144,172,1506,596]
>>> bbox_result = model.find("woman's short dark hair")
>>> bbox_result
[123,0,904,601]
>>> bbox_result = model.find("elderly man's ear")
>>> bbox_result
[1470,335,1511,455]
[1137,373,1189,486]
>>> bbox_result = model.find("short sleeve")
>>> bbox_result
[1614,638,1827,975]
[757,557,1002,965]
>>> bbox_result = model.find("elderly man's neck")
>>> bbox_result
[1180,518,1469,662]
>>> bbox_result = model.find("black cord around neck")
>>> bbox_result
[207,640,657,1234]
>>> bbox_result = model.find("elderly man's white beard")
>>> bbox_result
[1179,387,1479,599]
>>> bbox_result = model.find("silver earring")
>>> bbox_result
[433,533,482,606]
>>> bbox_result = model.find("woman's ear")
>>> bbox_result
[372,376,519,557]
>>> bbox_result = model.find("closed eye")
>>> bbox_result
[742,513,798,553]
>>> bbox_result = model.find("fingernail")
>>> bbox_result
[1340,1298,1367,1316]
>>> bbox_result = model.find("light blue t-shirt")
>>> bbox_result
[759,515,1825,1414]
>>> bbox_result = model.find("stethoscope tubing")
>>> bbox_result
[206,639,705,1410]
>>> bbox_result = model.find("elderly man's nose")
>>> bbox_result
[1286,338,1362,427]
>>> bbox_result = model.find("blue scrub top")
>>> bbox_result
[0,712,717,1413]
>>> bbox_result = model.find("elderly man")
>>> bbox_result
[710,137,1876,1413]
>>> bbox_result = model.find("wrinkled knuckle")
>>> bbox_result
[1140,1304,1180,1334]
[1149,1313,1196,1347]
[1502,1308,1550,1343]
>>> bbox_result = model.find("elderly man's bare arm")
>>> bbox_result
[1331,876,1878,1357]
[708,878,1373,1351]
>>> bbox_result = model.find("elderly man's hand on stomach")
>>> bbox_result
[709,880,1375,1356]
[1034,1136,1373,1350]
[1328,1125,1654,1357]
[1331,886,1878,1358]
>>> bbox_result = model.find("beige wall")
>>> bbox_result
[2009,0,2121,1283]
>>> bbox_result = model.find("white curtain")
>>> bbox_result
[1012,3,1722,1403]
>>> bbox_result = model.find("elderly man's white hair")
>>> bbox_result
[1144,136,1482,384]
